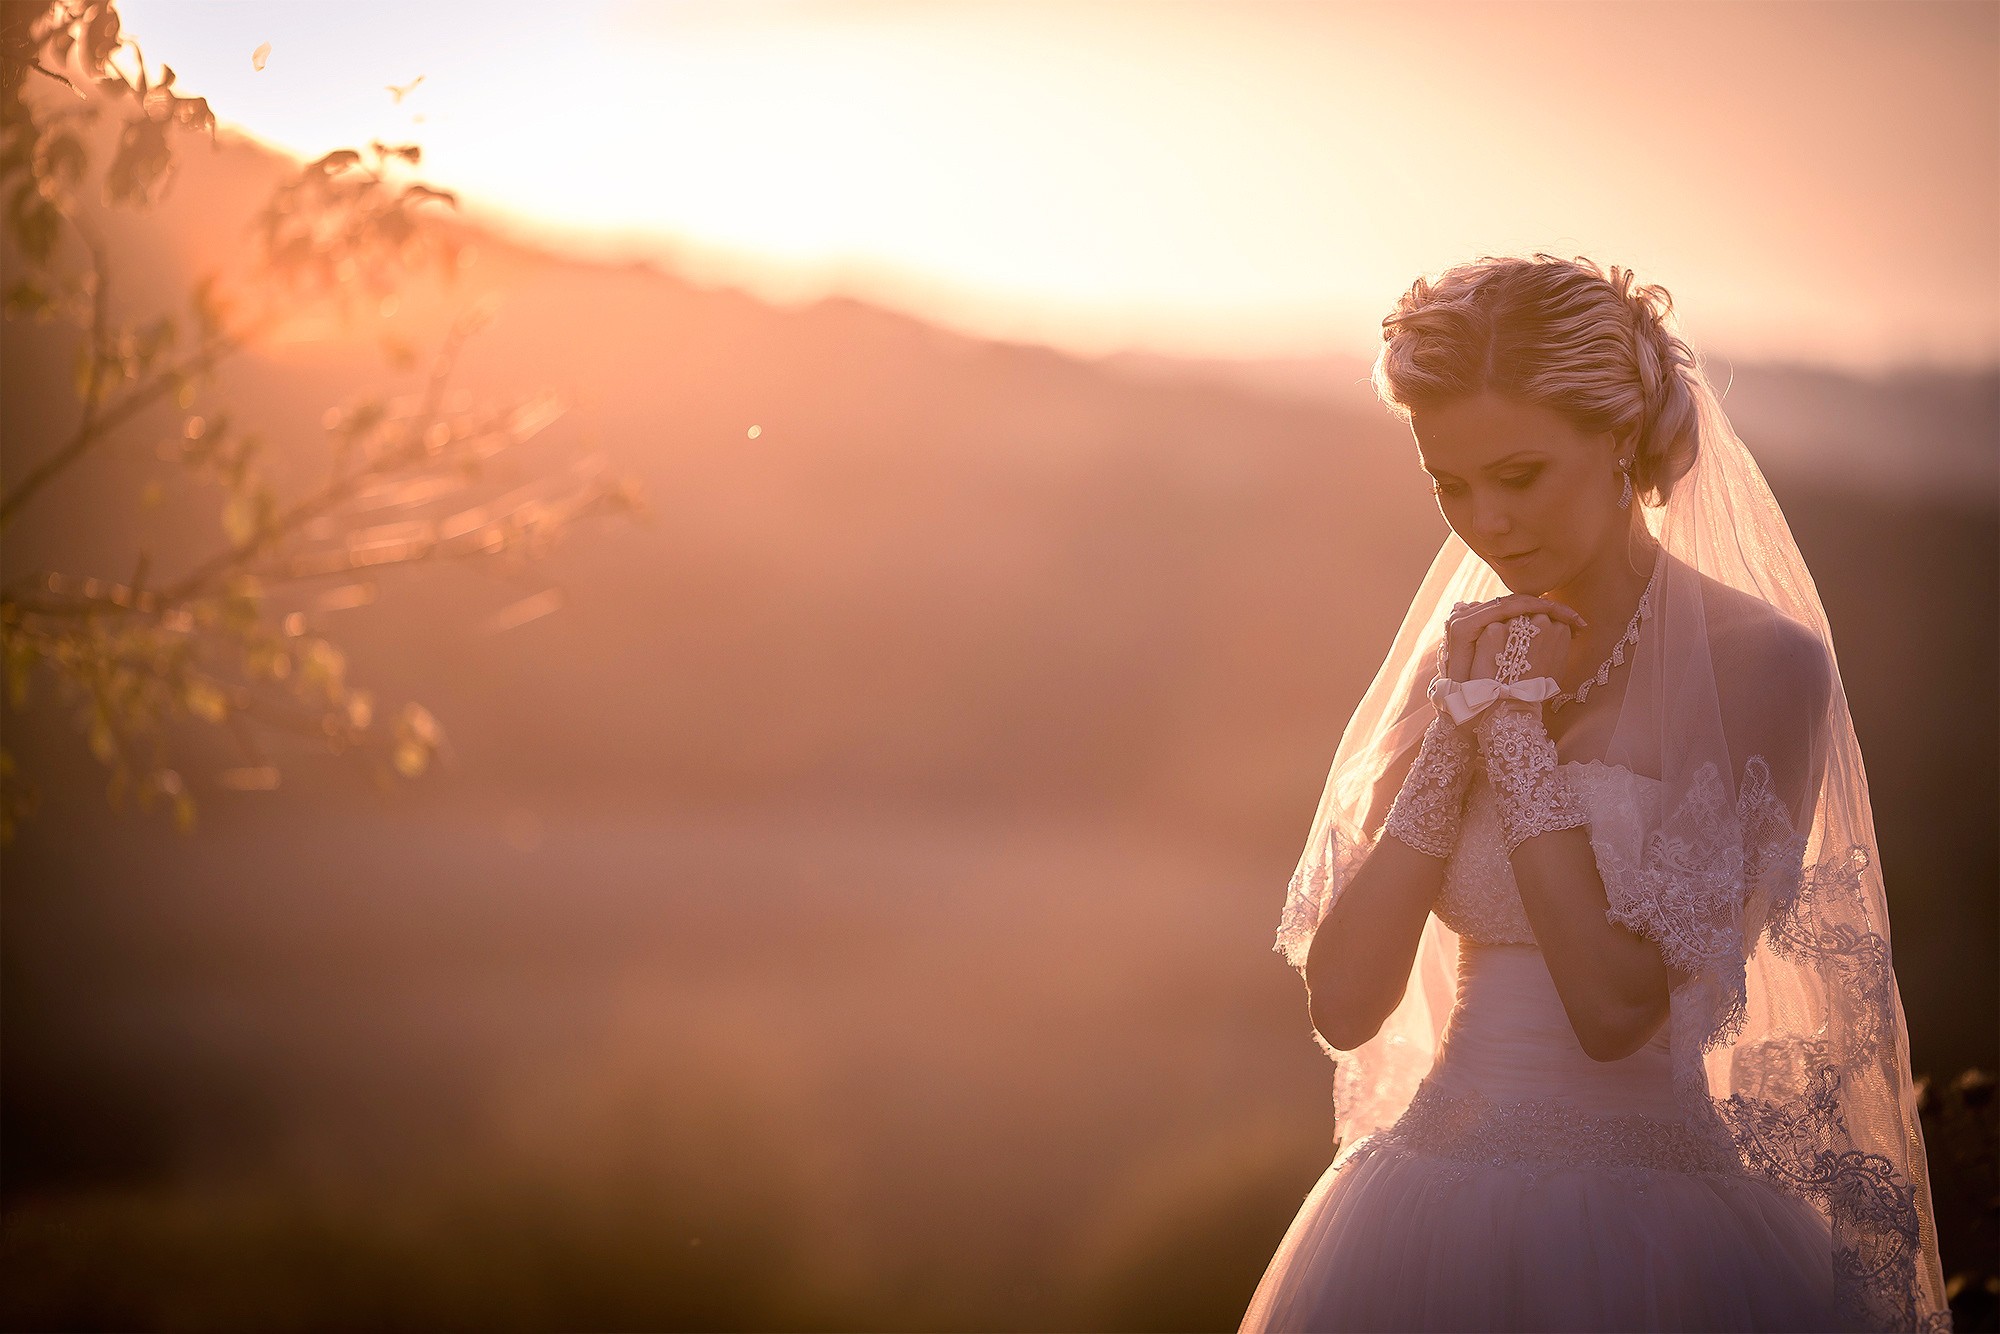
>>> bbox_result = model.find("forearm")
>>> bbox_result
[1507,825,1673,1059]
[1304,836,1447,1049]
[1304,713,1471,1049]
[1475,702,1672,1061]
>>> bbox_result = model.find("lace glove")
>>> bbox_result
[1382,712,1477,858]
[1474,704,1588,855]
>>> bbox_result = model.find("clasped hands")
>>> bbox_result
[1384,593,1592,861]
[1429,595,1586,737]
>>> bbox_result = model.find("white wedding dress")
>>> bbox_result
[1240,759,1844,1333]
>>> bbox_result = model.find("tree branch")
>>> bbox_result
[0,312,271,528]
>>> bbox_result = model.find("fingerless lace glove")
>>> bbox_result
[1383,712,1477,858]
[1474,705,1589,854]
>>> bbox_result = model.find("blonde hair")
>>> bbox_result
[1372,253,1703,507]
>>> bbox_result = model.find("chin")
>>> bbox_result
[1489,547,1564,597]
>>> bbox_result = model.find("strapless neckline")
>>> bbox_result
[1433,758,1665,948]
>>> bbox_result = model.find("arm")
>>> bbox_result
[1721,618,1834,841]
[1305,704,1471,1050]
[1303,815,1450,1051]
[1477,701,1689,1061]
[1474,616,1834,1063]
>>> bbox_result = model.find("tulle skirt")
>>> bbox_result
[1239,943,1842,1333]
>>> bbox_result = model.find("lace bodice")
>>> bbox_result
[1434,760,1662,944]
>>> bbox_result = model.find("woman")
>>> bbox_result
[1239,255,1951,1333]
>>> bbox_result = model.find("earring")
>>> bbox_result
[1617,457,1634,510]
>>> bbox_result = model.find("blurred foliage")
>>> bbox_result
[0,1,643,839]
[1919,1067,2000,1333]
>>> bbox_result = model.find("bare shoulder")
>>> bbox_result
[1692,568,1833,710]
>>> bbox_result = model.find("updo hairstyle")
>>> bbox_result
[1371,253,1703,508]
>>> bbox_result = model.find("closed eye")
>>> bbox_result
[1430,470,1537,499]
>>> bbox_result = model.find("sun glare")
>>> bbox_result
[109,0,1999,369]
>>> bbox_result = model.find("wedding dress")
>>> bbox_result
[1240,760,1846,1332]
[1249,258,1948,1332]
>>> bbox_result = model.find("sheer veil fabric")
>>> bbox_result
[1272,356,1951,1331]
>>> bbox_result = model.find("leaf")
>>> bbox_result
[172,95,215,137]
[402,183,456,209]
[37,133,88,188]
[392,701,442,777]
[10,182,61,265]
[252,42,271,72]
[85,5,122,69]
[220,576,262,631]
[406,703,440,744]
[104,118,174,208]
[190,271,227,334]
[184,678,228,723]
[307,149,362,176]
[221,492,256,545]
[392,738,428,778]
[381,336,417,371]
[301,639,346,697]
[3,281,50,319]
[5,636,35,707]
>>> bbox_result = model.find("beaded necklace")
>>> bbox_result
[1549,544,1662,713]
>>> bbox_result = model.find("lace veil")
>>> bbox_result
[1272,344,1951,1331]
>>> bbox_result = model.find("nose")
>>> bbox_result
[1468,490,1513,543]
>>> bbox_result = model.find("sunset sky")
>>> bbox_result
[113,0,1998,372]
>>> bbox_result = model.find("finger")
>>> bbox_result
[1447,624,1474,682]
[1446,602,1524,677]
[1473,623,1508,678]
[1475,596,1579,626]
[1458,596,1588,633]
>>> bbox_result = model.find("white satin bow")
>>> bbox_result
[1432,675,1560,726]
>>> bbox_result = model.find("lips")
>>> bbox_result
[1497,548,1538,563]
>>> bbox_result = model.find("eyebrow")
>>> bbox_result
[1423,451,1547,480]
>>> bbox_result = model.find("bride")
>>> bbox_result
[1239,255,1951,1333]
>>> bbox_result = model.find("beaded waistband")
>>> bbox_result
[1349,1076,1746,1186]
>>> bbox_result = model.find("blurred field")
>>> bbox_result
[3,122,1995,1329]
[3,794,1336,1331]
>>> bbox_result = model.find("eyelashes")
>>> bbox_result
[1430,469,1540,499]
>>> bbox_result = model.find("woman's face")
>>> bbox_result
[1410,390,1625,594]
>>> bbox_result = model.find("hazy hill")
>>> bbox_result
[3,113,1993,1061]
